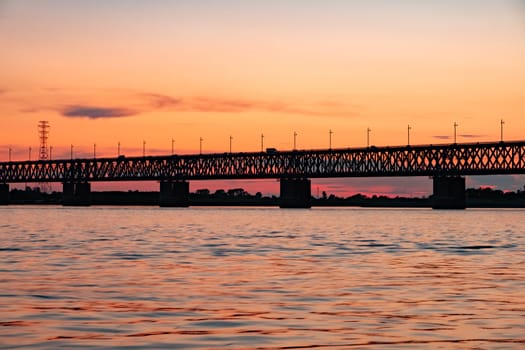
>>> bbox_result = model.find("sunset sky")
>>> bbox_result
[1,0,524,195]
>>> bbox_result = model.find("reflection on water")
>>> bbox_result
[0,207,524,349]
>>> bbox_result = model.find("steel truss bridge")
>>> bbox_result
[1,141,525,183]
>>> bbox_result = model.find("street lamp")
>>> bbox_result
[329,129,333,149]
[200,137,203,155]
[143,140,146,157]
[70,144,74,159]
[118,142,120,157]
[49,146,53,160]
[293,131,298,150]
[8,147,11,162]
[261,133,264,152]
[453,122,458,144]
[229,135,233,153]
[172,138,175,155]
[500,119,505,142]
[367,128,371,147]
[93,143,96,159]
[29,147,32,161]
[407,124,411,146]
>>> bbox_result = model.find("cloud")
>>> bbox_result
[433,134,487,141]
[61,105,137,119]
[140,93,181,109]
[138,94,255,113]
[19,106,42,113]
[137,92,360,117]
[467,175,525,192]
[12,88,360,120]
[459,134,486,139]
[311,177,433,197]
[187,97,259,113]
[0,88,10,99]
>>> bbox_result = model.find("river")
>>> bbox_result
[1,206,524,349]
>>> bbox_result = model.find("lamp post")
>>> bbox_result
[293,131,297,150]
[118,142,120,157]
[70,144,73,160]
[329,129,333,149]
[453,122,458,144]
[93,143,96,159]
[8,147,11,162]
[229,135,233,153]
[143,140,146,157]
[200,137,203,155]
[49,146,53,160]
[500,119,504,142]
[407,124,411,146]
[367,128,371,147]
[29,147,32,161]
[261,133,264,152]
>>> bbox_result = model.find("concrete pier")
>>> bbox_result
[63,182,92,206]
[0,184,9,205]
[432,176,466,209]
[159,180,190,207]
[280,178,311,208]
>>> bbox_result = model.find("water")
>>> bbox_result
[0,206,524,349]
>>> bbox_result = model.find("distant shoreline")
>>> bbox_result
[4,188,525,208]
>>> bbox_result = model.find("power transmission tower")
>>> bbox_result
[38,121,50,193]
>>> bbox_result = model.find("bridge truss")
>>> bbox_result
[1,141,525,183]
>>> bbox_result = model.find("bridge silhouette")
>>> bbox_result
[1,140,524,208]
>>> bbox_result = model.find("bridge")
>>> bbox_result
[1,140,524,208]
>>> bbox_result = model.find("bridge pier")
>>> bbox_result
[62,182,92,206]
[432,176,466,209]
[0,184,9,205]
[159,180,189,207]
[280,178,311,208]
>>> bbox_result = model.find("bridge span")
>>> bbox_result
[1,140,524,208]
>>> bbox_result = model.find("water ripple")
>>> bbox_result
[0,207,523,349]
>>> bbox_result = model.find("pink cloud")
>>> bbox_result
[140,92,361,117]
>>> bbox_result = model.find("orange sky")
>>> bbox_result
[1,1,524,195]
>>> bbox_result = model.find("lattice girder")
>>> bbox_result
[1,141,525,183]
